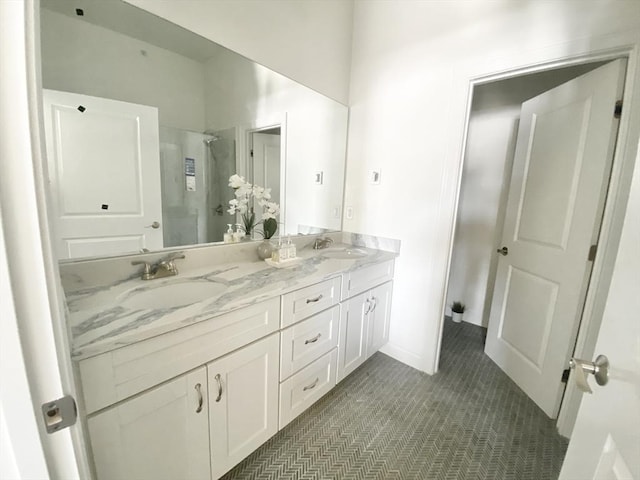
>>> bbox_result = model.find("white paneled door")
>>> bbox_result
[559,147,640,480]
[485,60,625,418]
[42,90,163,259]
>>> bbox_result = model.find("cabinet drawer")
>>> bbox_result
[341,260,394,300]
[280,305,339,380]
[281,277,341,327]
[279,348,337,429]
[79,297,280,414]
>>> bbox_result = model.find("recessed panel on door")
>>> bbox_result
[516,100,589,249]
[499,266,559,370]
[54,106,143,216]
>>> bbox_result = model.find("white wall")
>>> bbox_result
[346,1,640,373]
[125,0,354,105]
[40,9,206,132]
[203,47,348,235]
[446,107,519,327]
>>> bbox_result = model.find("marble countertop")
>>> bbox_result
[66,243,397,360]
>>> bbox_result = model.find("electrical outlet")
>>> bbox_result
[370,169,381,185]
[345,206,354,219]
[314,171,324,185]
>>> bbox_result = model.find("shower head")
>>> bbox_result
[203,136,219,146]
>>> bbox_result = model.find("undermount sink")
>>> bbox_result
[119,282,228,310]
[321,247,369,259]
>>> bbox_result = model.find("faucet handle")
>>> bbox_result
[164,252,186,262]
[131,260,152,279]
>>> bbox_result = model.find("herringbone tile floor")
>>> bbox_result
[222,319,568,479]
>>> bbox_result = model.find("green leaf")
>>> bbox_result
[263,218,277,239]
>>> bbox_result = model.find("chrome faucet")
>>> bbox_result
[313,237,334,250]
[132,252,185,280]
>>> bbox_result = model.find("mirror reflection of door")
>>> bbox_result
[42,89,164,259]
[248,127,282,238]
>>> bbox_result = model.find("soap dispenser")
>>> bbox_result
[233,224,244,242]
[224,224,234,243]
[286,235,296,259]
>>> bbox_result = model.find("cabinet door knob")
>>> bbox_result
[214,374,222,402]
[306,294,323,304]
[194,383,203,413]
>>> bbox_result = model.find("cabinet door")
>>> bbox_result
[87,367,210,480]
[367,281,393,357]
[337,292,369,382]
[208,333,280,479]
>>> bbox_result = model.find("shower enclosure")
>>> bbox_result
[159,126,236,247]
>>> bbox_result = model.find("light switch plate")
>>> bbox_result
[370,169,381,185]
[314,171,324,185]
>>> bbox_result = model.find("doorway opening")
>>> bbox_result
[441,57,628,435]
[244,125,284,238]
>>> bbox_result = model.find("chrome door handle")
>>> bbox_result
[304,333,322,345]
[303,377,319,391]
[306,294,323,304]
[194,383,203,413]
[496,246,508,256]
[364,298,372,314]
[214,374,222,402]
[570,355,609,387]
[145,221,161,229]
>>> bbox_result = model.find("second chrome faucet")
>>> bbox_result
[132,252,185,280]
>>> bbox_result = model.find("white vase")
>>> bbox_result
[452,312,463,323]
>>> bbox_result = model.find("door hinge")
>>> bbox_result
[561,368,571,384]
[250,149,253,157]
[614,100,623,119]
[588,244,597,262]
[42,395,77,434]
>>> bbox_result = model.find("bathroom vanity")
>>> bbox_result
[61,238,396,479]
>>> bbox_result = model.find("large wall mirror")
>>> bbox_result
[39,0,348,261]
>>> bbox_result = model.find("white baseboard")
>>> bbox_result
[379,342,427,373]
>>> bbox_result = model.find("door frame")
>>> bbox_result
[236,114,287,234]
[438,36,640,437]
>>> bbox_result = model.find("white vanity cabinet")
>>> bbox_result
[87,367,211,480]
[366,281,393,355]
[207,333,280,479]
[337,260,395,383]
[337,291,370,381]
[76,254,396,480]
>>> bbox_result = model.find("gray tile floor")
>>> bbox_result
[222,319,568,479]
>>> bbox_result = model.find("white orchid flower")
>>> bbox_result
[235,184,252,198]
[228,174,246,189]
[252,185,265,199]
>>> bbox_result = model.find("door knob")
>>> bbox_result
[145,221,160,229]
[570,354,609,387]
[497,246,508,256]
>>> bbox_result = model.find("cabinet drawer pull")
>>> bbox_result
[195,383,203,413]
[306,294,323,304]
[370,297,378,312]
[364,298,372,314]
[215,374,222,402]
[303,377,319,391]
[304,333,322,345]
